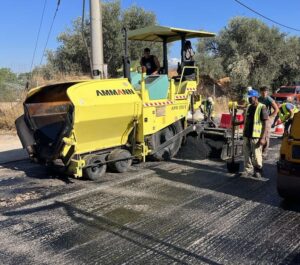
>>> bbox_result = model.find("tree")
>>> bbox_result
[122,5,162,63]
[102,1,122,76]
[273,36,300,88]
[44,1,160,77]
[0,68,17,85]
[197,17,292,96]
[46,17,91,76]
[220,18,285,90]
[196,39,225,80]
[0,68,24,101]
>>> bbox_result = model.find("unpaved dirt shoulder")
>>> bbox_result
[0,134,27,163]
[0,134,21,151]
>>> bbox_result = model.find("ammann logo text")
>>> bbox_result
[96,89,135,96]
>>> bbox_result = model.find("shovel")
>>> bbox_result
[227,105,240,173]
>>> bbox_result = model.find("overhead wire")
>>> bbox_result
[27,0,47,89]
[39,0,61,65]
[233,0,300,32]
[29,0,47,73]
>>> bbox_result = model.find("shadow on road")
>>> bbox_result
[0,148,27,164]
[148,158,300,213]
[280,252,300,265]
[0,154,74,184]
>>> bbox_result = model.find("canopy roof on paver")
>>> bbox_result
[128,25,215,43]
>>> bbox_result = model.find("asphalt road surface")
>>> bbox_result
[0,137,299,265]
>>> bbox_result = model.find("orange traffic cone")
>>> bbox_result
[274,122,284,135]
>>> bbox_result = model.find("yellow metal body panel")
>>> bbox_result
[61,74,200,158]
[137,72,198,140]
[280,113,300,164]
[141,101,189,137]
[67,79,142,155]
[67,159,85,178]
[290,112,300,139]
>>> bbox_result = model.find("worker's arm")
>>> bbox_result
[259,106,269,146]
[152,56,160,75]
[271,114,280,128]
[259,119,268,146]
[289,109,294,119]
[270,98,279,118]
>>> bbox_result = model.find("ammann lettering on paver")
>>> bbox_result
[96,89,135,96]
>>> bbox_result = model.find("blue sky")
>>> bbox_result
[1,0,300,73]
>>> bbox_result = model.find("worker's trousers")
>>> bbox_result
[284,119,292,133]
[243,137,263,174]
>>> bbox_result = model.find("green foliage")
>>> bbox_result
[0,68,26,101]
[0,68,17,85]
[196,40,225,79]
[220,18,285,90]
[273,36,300,87]
[102,1,122,76]
[45,17,91,77]
[122,5,162,62]
[197,17,300,95]
[32,63,57,81]
[44,1,160,77]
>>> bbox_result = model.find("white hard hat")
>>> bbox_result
[247,86,253,91]
[207,96,213,102]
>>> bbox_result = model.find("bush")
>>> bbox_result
[0,102,23,131]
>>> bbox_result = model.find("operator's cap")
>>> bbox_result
[248,89,259,98]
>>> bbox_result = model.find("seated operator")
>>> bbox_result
[140,48,160,75]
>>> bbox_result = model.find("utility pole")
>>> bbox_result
[213,83,216,99]
[90,0,106,79]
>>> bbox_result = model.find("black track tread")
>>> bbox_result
[147,121,183,161]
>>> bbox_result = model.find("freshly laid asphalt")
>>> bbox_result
[0,137,299,265]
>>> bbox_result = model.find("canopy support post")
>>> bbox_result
[180,34,186,64]
[163,37,168,75]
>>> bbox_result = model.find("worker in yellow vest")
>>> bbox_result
[272,101,299,133]
[234,89,269,178]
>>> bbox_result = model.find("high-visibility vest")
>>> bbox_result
[202,100,215,117]
[279,103,299,123]
[245,103,265,138]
